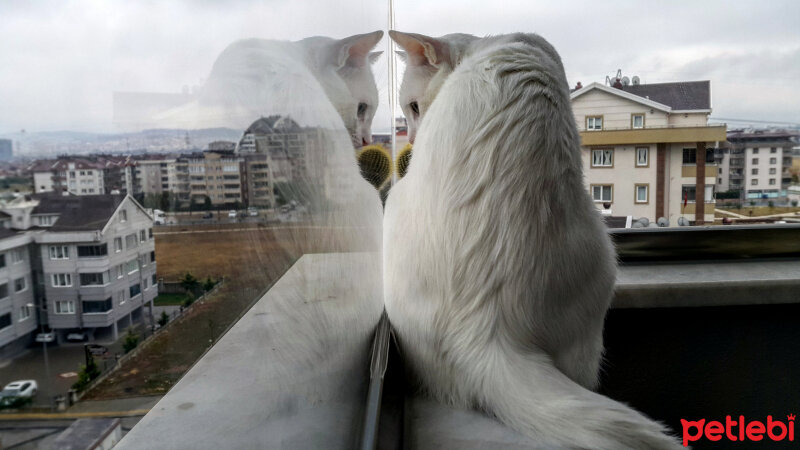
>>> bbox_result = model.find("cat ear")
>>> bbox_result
[334,30,384,68]
[369,51,383,65]
[388,30,448,67]
[395,51,407,63]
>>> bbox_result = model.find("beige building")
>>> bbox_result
[186,150,244,206]
[571,80,727,225]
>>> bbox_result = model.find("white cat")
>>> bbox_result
[158,31,383,148]
[385,31,682,449]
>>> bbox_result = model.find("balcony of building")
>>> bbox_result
[578,124,727,146]
[117,225,800,448]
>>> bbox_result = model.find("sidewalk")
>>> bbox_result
[0,395,161,420]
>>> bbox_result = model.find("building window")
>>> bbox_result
[77,244,108,258]
[682,148,715,164]
[586,116,603,131]
[114,237,123,252]
[752,168,759,175]
[19,305,32,321]
[752,158,759,165]
[129,283,141,298]
[0,254,6,269]
[148,228,153,238]
[681,185,696,202]
[55,300,75,314]
[770,147,777,153]
[705,185,715,202]
[120,209,128,222]
[150,250,155,263]
[118,291,126,305]
[635,147,648,167]
[770,168,777,175]
[125,234,138,249]
[752,179,758,185]
[0,283,7,299]
[52,273,72,287]
[79,272,109,286]
[140,230,147,242]
[14,277,26,292]
[83,298,112,314]
[49,245,70,260]
[591,149,613,167]
[591,185,613,203]
[769,179,776,185]
[770,157,777,164]
[11,248,24,264]
[752,148,759,154]
[127,258,139,274]
[152,273,158,286]
[631,114,644,129]
[0,313,10,330]
[635,184,649,203]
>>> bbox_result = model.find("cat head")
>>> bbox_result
[301,31,384,148]
[389,31,477,143]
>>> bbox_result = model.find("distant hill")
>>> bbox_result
[0,128,243,157]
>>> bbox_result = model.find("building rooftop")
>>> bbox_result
[32,194,126,231]
[621,81,711,111]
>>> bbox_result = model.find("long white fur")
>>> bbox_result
[384,33,683,449]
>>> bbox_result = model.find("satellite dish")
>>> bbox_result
[621,76,630,86]
[632,221,644,228]
[632,76,640,85]
[657,217,669,227]
[677,217,689,226]
[637,217,649,227]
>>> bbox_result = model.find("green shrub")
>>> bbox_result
[768,201,775,208]
[203,277,215,292]
[792,200,798,207]
[123,328,139,354]
[72,357,101,391]
[158,311,169,327]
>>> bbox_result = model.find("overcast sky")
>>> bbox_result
[1,0,798,134]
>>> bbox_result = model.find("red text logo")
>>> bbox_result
[681,414,795,446]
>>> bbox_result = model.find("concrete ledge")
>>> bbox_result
[613,259,800,308]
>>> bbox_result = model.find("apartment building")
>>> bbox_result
[571,79,727,225]
[33,194,157,343]
[0,193,158,354]
[131,157,174,195]
[29,156,130,196]
[715,130,795,202]
[181,149,243,206]
[0,230,36,359]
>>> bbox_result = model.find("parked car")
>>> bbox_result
[35,332,55,343]
[227,210,237,219]
[86,344,111,358]
[247,207,258,217]
[202,212,213,219]
[66,331,87,342]
[0,380,38,405]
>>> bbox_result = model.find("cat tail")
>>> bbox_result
[474,345,684,449]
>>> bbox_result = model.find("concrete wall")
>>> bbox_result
[582,144,657,219]
[572,90,669,131]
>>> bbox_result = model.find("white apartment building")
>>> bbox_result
[715,130,795,202]
[571,80,727,225]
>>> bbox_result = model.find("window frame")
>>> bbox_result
[590,184,614,203]
[631,113,645,129]
[586,115,603,131]
[52,273,73,287]
[591,148,614,168]
[635,184,649,204]
[49,245,70,260]
[55,300,75,314]
[635,147,649,167]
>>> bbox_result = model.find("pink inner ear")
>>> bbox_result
[390,31,443,67]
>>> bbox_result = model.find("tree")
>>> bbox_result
[123,328,139,353]
[203,276,215,292]
[158,311,170,327]
[792,200,798,207]
[768,200,774,208]
[203,195,212,211]
[72,356,101,391]
[180,273,200,294]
